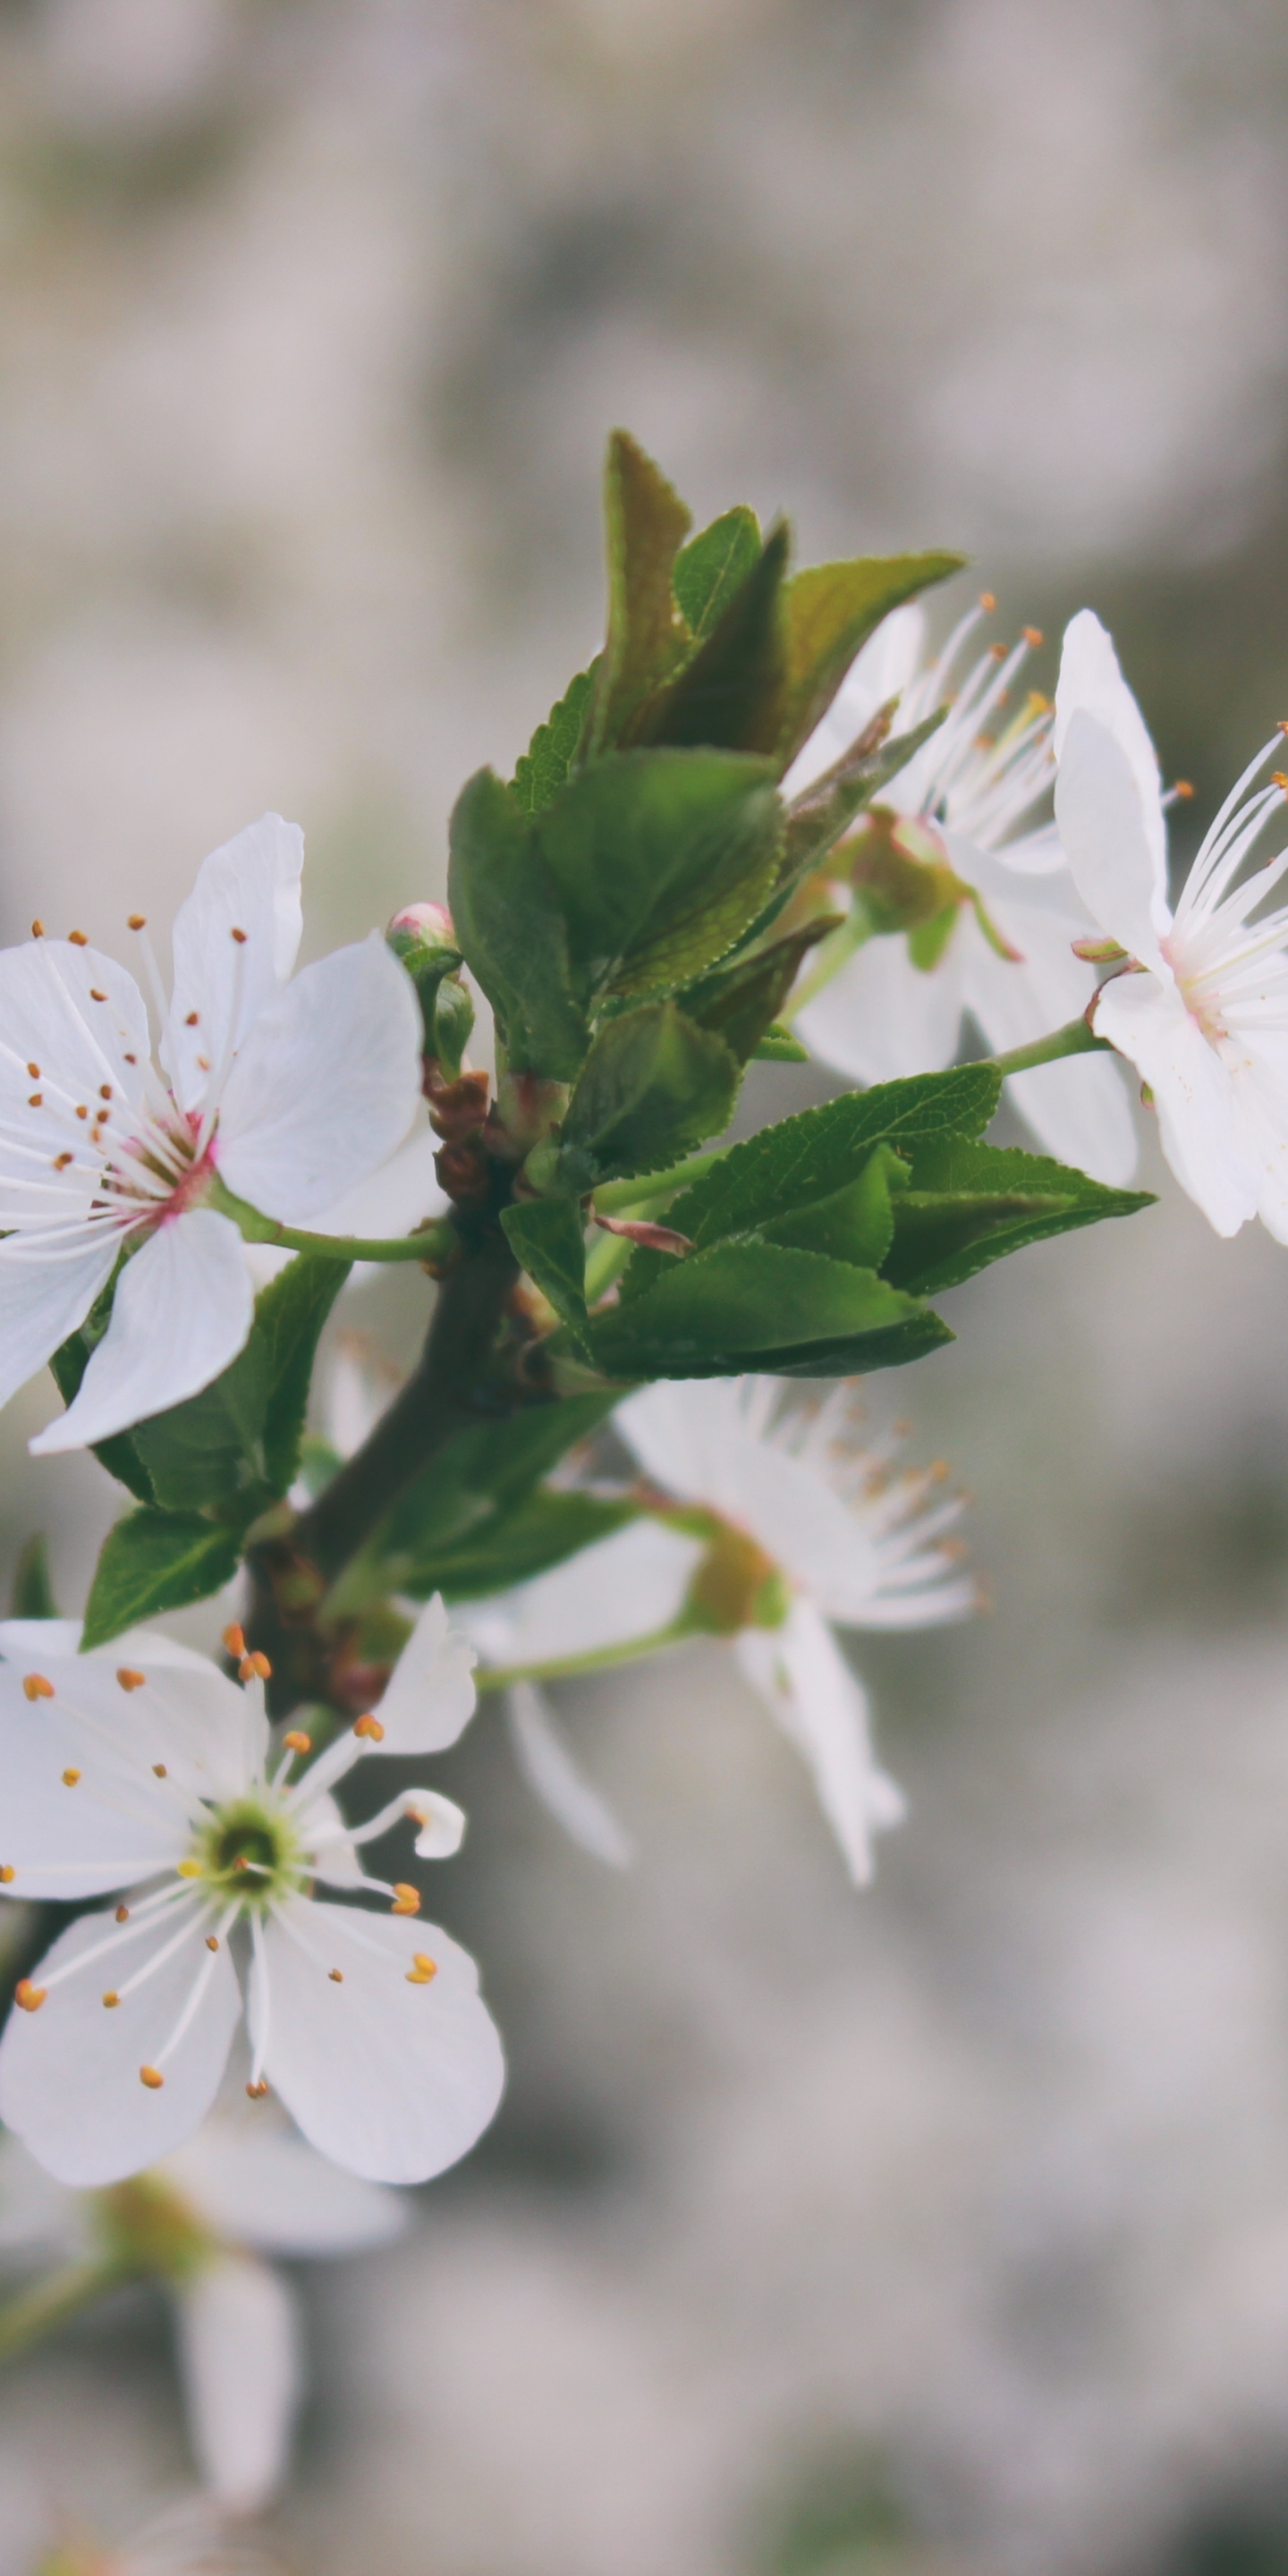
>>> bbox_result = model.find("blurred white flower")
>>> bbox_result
[0,2110,404,2512]
[29,2494,279,2576]
[0,1604,503,2189]
[1055,608,1288,1241]
[0,814,422,1455]
[790,600,1138,1184]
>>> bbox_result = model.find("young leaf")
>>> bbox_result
[674,916,838,1066]
[780,704,949,880]
[131,1335,270,1513]
[883,1136,1155,1295]
[421,1489,638,1604]
[512,665,597,815]
[502,1199,590,1350]
[653,523,790,752]
[759,1142,909,1269]
[771,552,964,767]
[10,1536,57,1620]
[588,1239,945,1379]
[582,431,693,755]
[448,767,589,1077]
[81,1510,243,1649]
[673,505,761,640]
[556,1004,740,1190]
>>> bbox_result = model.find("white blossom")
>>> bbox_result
[1054,609,1288,1240]
[790,600,1138,1185]
[0,1603,503,2189]
[0,814,423,1454]
[0,2108,404,2512]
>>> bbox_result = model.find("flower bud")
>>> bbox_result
[386,903,474,1080]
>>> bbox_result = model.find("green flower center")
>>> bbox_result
[189,1795,304,1912]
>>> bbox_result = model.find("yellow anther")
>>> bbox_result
[391,1883,421,1917]
[27,1093,41,1107]
[53,1152,72,1170]
[979,589,996,612]
[128,912,147,930]
[283,1730,311,1754]
[176,1860,203,1879]
[238,1650,272,1682]
[68,929,88,946]
[223,1623,246,1657]
[233,1856,250,1872]
[328,1968,343,1983]
[0,1867,13,1883]
[99,1084,113,1101]
[405,1953,438,1985]
[115,1902,130,1921]
[353,1714,385,1742]
[246,2079,269,2099]
[140,2066,165,2089]
[152,1764,167,1778]
[116,1668,146,1691]
[206,1935,219,1952]
[74,1105,89,1120]
[21,1674,53,1701]
[184,1010,199,1026]
[1274,772,1288,794]
[14,1980,46,2012]
[25,1063,38,1078]
[89,989,106,1004]
[1021,624,1043,648]
[62,1767,80,1787]
[30,919,43,937]
[102,1991,119,2009]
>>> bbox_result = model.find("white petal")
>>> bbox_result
[783,602,927,797]
[795,920,968,1084]
[0,1658,188,1895]
[405,1790,468,1859]
[0,1628,260,1809]
[1054,709,1172,975]
[375,1594,477,1755]
[309,1120,447,1242]
[1004,1052,1140,1187]
[1221,1037,1288,1247]
[0,936,150,1127]
[734,1602,905,1885]
[160,2115,408,2253]
[165,815,304,1115]
[253,1896,504,2185]
[1095,970,1258,1235]
[30,1211,254,1454]
[454,1519,702,1670]
[617,1380,872,1610]
[176,2254,300,2512]
[0,1902,242,2184]
[1054,609,1167,887]
[506,1682,633,1868]
[0,1232,123,1416]
[216,935,421,1224]
[957,902,1140,1184]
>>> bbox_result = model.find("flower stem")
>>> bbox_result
[209,1178,456,1268]
[989,1016,1109,1078]
[474,1620,688,1692]
[0,2258,125,2366]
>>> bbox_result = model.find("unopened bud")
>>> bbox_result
[387,906,473,1080]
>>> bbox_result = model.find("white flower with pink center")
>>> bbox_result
[0,812,423,1453]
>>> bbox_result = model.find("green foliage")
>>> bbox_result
[884,1136,1154,1294]
[781,704,948,881]
[511,665,597,814]
[555,1004,740,1192]
[502,1199,590,1349]
[654,523,790,753]
[81,1511,243,1649]
[773,553,964,767]
[759,1143,910,1268]
[582,430,693,755]
[676,918,838,1066]
[589,1239,945,1381]
[337,1394,624,1606]
[448,767,589,1079]
[672,505,761,640]
[50,1296,155,1505]
[10,1536,56,1620]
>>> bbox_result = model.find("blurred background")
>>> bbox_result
[3,2,1288,2570]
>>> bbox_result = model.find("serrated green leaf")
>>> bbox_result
[448,767,589,1077]
[502,1199,590,1349]
[772,553,964,767]
[557,1004,740,1191]
[760,1142,909,1268]
[583,431,693,755]
[753,1024,809,1062]
[511,665,597,815]
[125,1252,351,1514]
[588,1239,939,1379]
[255,1254,352,1495]
[651,523,790,753]
[81,1510,243,1649]
[884,1136,1155,1294]
[673,506,761,640]
[537,745,784,1000]
[10,1536,57,1620]
[781,704,949,880]
[675,917,836,1066]
[432,1490,638,1603]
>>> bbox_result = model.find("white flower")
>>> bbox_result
[790,600,1139,1185]
[0,1602,504,2189]
[0,2109,404,2512]
[0,813,423,1454]
[1054,609,1288,1241]
[26,2496,277,2576]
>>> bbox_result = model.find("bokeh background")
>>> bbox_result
[3,3,1288,2571]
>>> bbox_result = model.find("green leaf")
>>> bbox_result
[254,1254,352,1496]
[339,1394,621,1606]
[759,1142,909,1269]
[753,1023,809,1062]
[673,505,761,640]
[538,746,784,1001]
[772,553,964,767]
[675,917,838,1066]
[588,1239,944,1379]
[431,1490,638,1603]
[81,1510,243,1649]
[582,431,693,755]
[511,665,597,815]
[10,1536,57,1620]
[781,704,949,881]
[502,1199,590,1349]
[448,767,589,1078]
[556,1004,740,1190]
[127,1253,351,1513]
[651,523,790,753]
[883,1136,1155,1295]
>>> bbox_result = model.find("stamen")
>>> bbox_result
[116,1905,130,1922]
[62,1768,80,1786]
[231,927,248,944]
[21,1674,54,1701]
[329,1968,343,1983]
[223,1623,246,1657]
[116,1669,146,1692]
[89,990,107,1004]
[238,1651,271,1682]
[206,1936,219,1952]
[246,2080,269,2099]
[0,1867,13,1883]
[140,2066,165,2089]
[67,930,88,947]
[978,590,996,612]
[391,1883,421,1916]
[354,1714,385,1742]
[184,1012,199,1027]
[103,1991,119,2008]
[14,1980,45,2011]
[30,920,43,937]
[127,912,147,930]
[406,1953,437,1985]
[152,1765,167,1778]
[283,1731,311,1755]
[1021,625,1043,648]
[176,1860,204,1879]
[26,1063,38,1078]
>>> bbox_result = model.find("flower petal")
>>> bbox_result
[160,2114,409,2253]
[1054,709,1172,975]
[618,1379,871,1608]
[374,1594,477,1755]
[216,935,421,1224]
[1094,969,1259,1235]
[0,1656,189,1895]
[734,1601,905,1885]
[254,1896,504,2185]
[795,919,968,1084]
[164,815,304,1115]
[506,1682,634,1868]
[957,902,1140,1185]
[784,602,927,796]
[0,1232,122,1416]
[0,936,150,1130]
[30,1210,254,1454]
[0,1629,262,1814]
[0,1902,242,2184]
[453,1519,702,1671]
[1054,609,1167,892]
[175,2253,301,2512]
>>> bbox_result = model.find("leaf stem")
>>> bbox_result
[209,1178,455,1268]
[0,2259,125,2366]
[989,1016,1110,1078]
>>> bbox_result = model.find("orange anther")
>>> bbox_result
[128,912,147,929]
[89,989,106,1004]
[116,1668,146,1691]
[1274,772,1288,793]
[25,1064,38,1079]
[391,1883,420,1917]
[62,1768,80,1786]
[184,1011,199,1026]
[1173,779,1195,799]
[283,1731,311,1755]
[68,930,87,946]
[988,641,1007,660]
[406,1953,438,1985]
[233,1855,250,1871]
[21,1674,53,1701]
[353,1714,385,1741]
[99,1084,113,1101]
[102,1991,119,2008]
[74,1105,88,1119]
[222,1623,246,1657]
[238,1650,271,1682]
[30,919,43,937]
[206,1936,219,1952]
[52,1153,72,1169]
[1021,625,1043,648]
[246,2079,269,2099]
[140,2066,165,2089]
[152,1764,167,1778]
[0,1867,13,1883]
[115,1903,130,1922]
[15,1981,46,2012]
[231,926,248,944]
[328,1968,343,1983]
[979,590,996,612]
